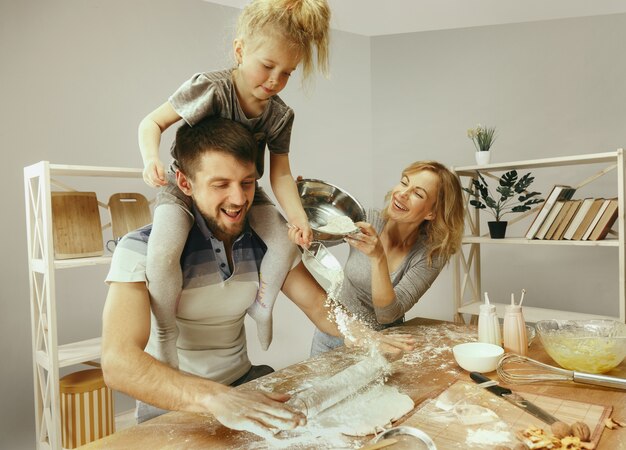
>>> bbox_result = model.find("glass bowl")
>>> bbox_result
[536,319,626,374]
[297,178,366,243]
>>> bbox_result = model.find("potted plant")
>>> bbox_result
[468,124,496,165]
[463,170,544,238]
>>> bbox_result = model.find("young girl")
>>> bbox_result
[139,0,331,367]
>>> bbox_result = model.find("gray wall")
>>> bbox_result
[2,1,624,448]
[370,14,626,321]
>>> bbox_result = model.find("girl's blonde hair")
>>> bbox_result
[382,161,465,265]
[236,0,331,81]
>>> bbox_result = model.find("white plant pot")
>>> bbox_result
[475,151,491,165]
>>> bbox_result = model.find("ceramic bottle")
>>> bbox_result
[478,303,501,346]
[503,303,528,356]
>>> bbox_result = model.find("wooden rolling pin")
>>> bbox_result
[287,354,389,418]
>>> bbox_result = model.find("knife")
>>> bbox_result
[469,372,560,425]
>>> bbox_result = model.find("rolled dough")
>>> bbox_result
[308,384,415,436]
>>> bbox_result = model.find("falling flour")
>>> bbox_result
[275,243,416,444]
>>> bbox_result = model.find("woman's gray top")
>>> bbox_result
[336,209,445,330]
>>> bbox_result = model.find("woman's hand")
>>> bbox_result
[143,158,167,187]
[344,222,385,260]
[343,321,415,356]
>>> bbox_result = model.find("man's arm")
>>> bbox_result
[279,262,340,336]
[281,262,416,354]
[101,281,305,436]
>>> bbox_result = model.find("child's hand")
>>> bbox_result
[143,159,167,187]
[287,219,313,249]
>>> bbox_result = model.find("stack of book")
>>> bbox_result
[525,185,618,241]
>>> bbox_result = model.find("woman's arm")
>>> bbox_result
[374,254,442,323]
[345,224,443,324]
[345,222,396,310]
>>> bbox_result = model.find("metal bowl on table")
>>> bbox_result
[297,178,366,243]
[370,426,437,449]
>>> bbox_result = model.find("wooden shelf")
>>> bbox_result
[31,256,114,272]
[458,302,618,323]
[24,161,147,450]
[452,149,625,325]
[454,150,619,175]
[461,236,619,247]
[49,163,142,178]
[36,337,102,369]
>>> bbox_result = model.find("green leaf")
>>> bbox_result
[485,197,497,208]
[514,172,535,192]
[500,170,518,187]
[518,191,541,201]
[496,186,514,201]
[469,200,486,209]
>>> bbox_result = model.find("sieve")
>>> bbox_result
[301,241,343,292]
[370,426,437,449]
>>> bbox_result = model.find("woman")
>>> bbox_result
[309,161,465,356]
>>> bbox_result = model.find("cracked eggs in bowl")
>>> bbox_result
[536,319,626,374]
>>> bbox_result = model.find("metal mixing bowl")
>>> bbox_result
[536,319,626,374]
[371,426,437,449]
[297,178,366,243]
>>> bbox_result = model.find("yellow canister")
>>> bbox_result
[59,368,115,448]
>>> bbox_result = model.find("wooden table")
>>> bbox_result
[83,318,626,449]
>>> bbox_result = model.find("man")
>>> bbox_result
[102,117,412,437]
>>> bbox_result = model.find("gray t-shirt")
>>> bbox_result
[337,210,445,330]
[168,69,294,179]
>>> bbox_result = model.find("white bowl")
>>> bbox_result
[452,342,504,373]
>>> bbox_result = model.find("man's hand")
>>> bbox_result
[208,388,306,438]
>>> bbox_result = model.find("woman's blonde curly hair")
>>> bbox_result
[236,0,331,81]
[381,161,465,265]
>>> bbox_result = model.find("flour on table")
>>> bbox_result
[310,384,415,436]
[466,423,512,446]
[318,215,358,234]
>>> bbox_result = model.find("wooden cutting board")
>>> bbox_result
[108,193,152,239]
[51,192,103,259]
[403,380,611,449]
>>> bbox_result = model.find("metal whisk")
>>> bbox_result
[497,353,626,390]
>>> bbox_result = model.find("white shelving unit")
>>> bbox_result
[452,150,626,324]
[24,161,145,450]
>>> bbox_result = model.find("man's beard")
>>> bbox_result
[200,205,248,240]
